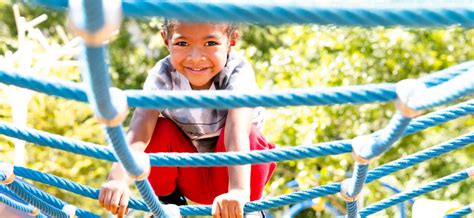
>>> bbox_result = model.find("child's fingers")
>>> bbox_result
[234,203,243,218]
[220,200,229,218]
[212,200,221,218]
[228,202,242,218]
[98,189,106,208]
[103,190,113,211]
[116,192,130,218]
[109,191,124,215]
[117,207,126,218]
[228,203,237,218]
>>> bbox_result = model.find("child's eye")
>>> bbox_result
[174,41,188,46]
[205,41,219,46]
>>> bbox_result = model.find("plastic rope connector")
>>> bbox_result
[30,207,40,216]
[467,166,474,178]
[351,135,374,164]
[68,0,122,46]
[61,204,77,218]
[96,87,129,127]
[395,79,426,118]
[340,179,360,202]
[146,204,181,218]
[128,152,151,181]
[0,162,16,184]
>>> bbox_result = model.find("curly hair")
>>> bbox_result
[161,19,239,40]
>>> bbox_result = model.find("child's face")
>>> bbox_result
[163,22,236,90]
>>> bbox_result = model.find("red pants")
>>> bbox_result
[145,118,276,204]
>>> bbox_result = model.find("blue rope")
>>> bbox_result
[74,1,167,215]
[379,182,410,218]
[346,113,410,217]
[0,63,471,109]
[0,193,41,216]
[445,205,473,218]
[127,84,396,109]
[14,166,99,201]
[4,178,61,209]
[346,201,359,218]
[1,2,470,216]
[4,177,99,217]
[410,71,474,110]
[0,69,88,102]
[83,0,105,33]
[80,46,117,120]
[135,180,167,217]
[346,164,369,198]
[366,131,474,183]
[359,169,471,216]
[0,184,23,201]
[104,113,167,216]
[9,132,472,216]
[0,184,47,217]
[361,113,411,160]
[420,61,474,87]
[27,0,474,27]
[106,126,143,176]
[0,100,471,167]
[6,180,69,218]
[0,121,116,161]
[345,112,412,218]
[12,166,149,213]
[403,100,474,135]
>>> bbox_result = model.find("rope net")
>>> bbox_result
[0,1,473,217]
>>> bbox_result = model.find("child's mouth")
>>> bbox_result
[185,67,210,74]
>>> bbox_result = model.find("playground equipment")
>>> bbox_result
[0,1,473,217]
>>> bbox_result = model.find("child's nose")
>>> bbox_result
[188,48,205,62]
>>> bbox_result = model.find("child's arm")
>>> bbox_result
[98,108,160,217]
[212,108,253,218]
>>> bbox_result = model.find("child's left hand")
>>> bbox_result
[212,189,249,218]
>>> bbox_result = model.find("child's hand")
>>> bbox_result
[98,179,130,218]
[212,189,249,218]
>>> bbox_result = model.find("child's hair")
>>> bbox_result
[162,19,239,40]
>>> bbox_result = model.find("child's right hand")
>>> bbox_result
[98,179,130,218]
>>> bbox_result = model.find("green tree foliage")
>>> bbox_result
[0,2,472,217]
[241,25,473,217]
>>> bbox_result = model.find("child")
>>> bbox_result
[98,20,276,218]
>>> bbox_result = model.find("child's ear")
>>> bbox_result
[161,31,169,47]
[229,31,239,47]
